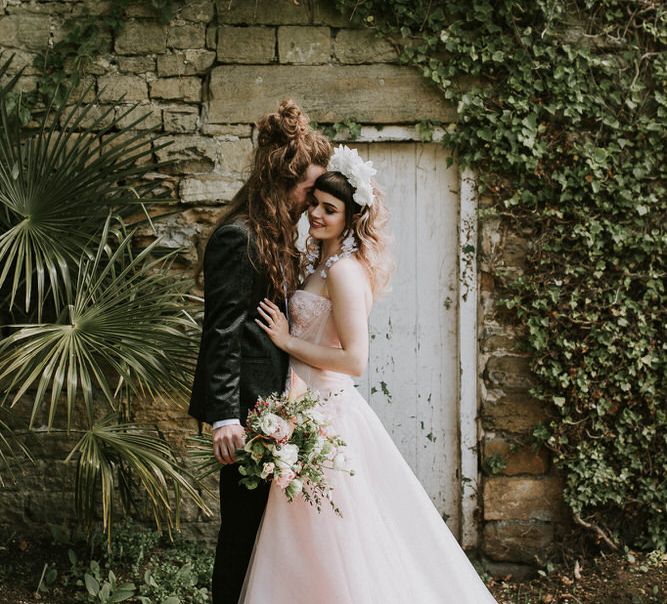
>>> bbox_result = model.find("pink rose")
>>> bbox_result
[275,468,296,489]
[273,417,295,442]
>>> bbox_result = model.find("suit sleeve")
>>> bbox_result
[201,225,254,424]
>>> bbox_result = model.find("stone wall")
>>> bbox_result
[478,213,566,573]
[0,0,564,570]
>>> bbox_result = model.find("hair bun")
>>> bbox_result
[257,99,309,147]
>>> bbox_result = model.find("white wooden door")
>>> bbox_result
[297,142,461,535]
[354,143,461,536]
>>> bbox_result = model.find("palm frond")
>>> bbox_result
[0,73,173,318]
[66,416,212,544]
[0,214,201,429]
[187,434,221,480]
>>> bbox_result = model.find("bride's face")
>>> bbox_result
[307,189,346,242]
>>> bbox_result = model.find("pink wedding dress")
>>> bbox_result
[239,289,497,603]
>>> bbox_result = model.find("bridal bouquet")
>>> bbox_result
[189,385,353,517]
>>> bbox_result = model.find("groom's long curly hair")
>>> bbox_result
[194,100,331,297]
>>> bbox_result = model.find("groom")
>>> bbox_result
[189,99,330,603]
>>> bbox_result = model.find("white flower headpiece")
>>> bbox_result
[328,144,377,207]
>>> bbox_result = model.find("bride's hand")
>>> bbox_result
[256,298,291,350]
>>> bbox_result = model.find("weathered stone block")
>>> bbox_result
[481,330,528,354]
[484,476,563,521]
[163,106,199,133]
[24,490,75,524]
[483,521,554,563]
[155,134,217,173]
[484,437,550,475]
[157,50,216,76]
[80,52,113,75]
[0,491,26,526]
[19,460,77,492]
[101,132,153,165]
[13,431,81,460]
[201,123,252,138]
[182,0,215,23]
[124,4,155,18]
[68,76,97,103]
[218,138,253,173]
[183,205,228,227]
[216,0,309,25]
[115,21,167,55]
[5,75,38,94]
[216,26,275,63]
[98,74,148,103]
[61,104,116,130]
[0,49,40,76]
[0,14,50,50]
[482,392,551,433]
[115,104,163,130]
[167,22,206,49]
[206,23,217,49]
[118,56,156,73]
[207,65,455,123]
[11,0,69,13]
[179,175,243,203]
[335,29,398,64]
[484,355,538,391]
[501,232,530,269]
[313,0,351,27]
[150,77,202,102]
[71,0,113,16]
[278,26,331,64]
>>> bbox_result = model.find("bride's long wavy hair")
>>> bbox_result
[304,171,394,298]
[194,100,331,297]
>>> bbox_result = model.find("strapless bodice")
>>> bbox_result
[288,289,354,398]
[289,290,333,339]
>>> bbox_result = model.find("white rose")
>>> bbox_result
[272,416,294,441]
[259,413,281,436]
[274,443,299,466]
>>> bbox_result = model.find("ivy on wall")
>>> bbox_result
[335,0,666,550]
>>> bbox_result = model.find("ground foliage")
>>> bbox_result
[336,0,666,550]
[1,525,666,604]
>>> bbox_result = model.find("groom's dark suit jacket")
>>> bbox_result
[188,219,289,426]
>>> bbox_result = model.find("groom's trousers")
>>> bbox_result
[212,462,271,604]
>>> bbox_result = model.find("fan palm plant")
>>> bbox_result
[0,53,210,542]
[0,56,171,319]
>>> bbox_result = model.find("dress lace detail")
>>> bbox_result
[288,290,332,339]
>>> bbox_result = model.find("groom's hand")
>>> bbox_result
[212,424,246,465]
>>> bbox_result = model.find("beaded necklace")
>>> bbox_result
[304,230,358,280]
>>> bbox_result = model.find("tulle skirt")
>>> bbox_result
[238,383,497,604]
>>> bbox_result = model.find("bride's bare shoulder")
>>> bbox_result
[327,256,373,299]
[328,255,366,279]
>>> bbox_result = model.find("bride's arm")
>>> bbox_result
[256,258,371,377]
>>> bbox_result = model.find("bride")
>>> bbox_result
[245,145,497,603]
